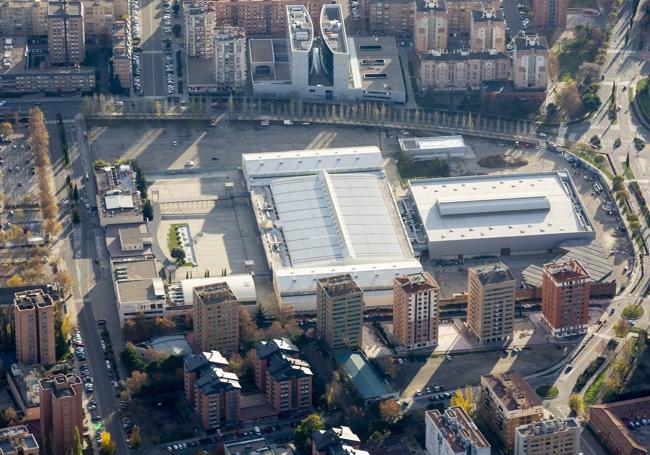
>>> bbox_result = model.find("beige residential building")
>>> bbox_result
[83,0,114,41]
[414,0,448,53]
[0,0,48,36]
[316,274,364,350]
[446,0,499,34]
[467,262,515,345]
[392,272,439,350]
[14,290,56,366]
[480,371,544,453]
[184,0,215,58]
[193,283,240,355]
[367,0,416,39]
[112,0,128,18]
[425,407,491,455]
[48,0,85,65]
[470,7,506,52]
[532,0,567,28]
[512,34,549,90]
[0,425,40,455]
[214,25,247,91]
[419,49,510,90]
[514,417,582,455]
[112,18,131,90]
[39,374,83,455]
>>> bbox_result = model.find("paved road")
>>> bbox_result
[0,98,83,121]
[140,0,166,98]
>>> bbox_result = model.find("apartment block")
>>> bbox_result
[255,338,312,416]
[541,259,591,338]
[480,371,544,453]
[425,407,491,455]
[414,0,448,53]
[316,274,364,350]
[214,0,330,36]
[184,0,215,58]
[589,396,650,455]
[446,0,499,34]
[0,0,48,36]
[532,0,567,28]
[367,0,415,39]
[0,425,39,455]
[514,417,581,455]
[112,0,128,18]
[392,272,439,350]
[312,426,367,455]
[214,25,247,91]
[14,289,56,366]
[419,49,510,90]
[467,263,516,345]
[48,0,85,65]
[39,374,83,455]
[193,283,240,355]
[83,0,114,40]
[470,7,506,52]
[112,18,131,90]
[512,34,549,90]
[184,350,241,430]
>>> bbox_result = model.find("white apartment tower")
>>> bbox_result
[214,25,247,91]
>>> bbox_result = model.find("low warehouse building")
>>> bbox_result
[398,135,467,160]
[408,171,595,259]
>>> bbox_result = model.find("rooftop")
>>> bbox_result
[195,366,241,395]
[398,135,465,152]
[185,350,230,373]
[416,0,447,12]
[179,275,257,305]
[112,258,159,280]
[250,38,275,63]
[349,36,405,95]
[47,0,83,16]
[420,49,509,61]
[267,356,313,381]
[409,171,594,246]
[40,374,82,399]
[312,427,367,455]
[335,351,394,401]
[13,289,54,311]
[95,164,138,195]
[249,39,291,83]
[321,3,347,55]
[589,397,650,455]
[187,56,217,88]
[516,417,580,437]
[193,282,238,306]
[514,34,549,51]
[145,335,193,356]
[105,224,152,258]
[469,262,515,286]
[471,8,504,22]
[115,279,157,304]
[0,425,39,452]
[255,338,299,361]
[224,436,296,455]
[482,370,543,412]
[317,274,363,297]
[395,272,439,294]
[544,259,591,283]
[287,5,313,53]
[427,407,490,452]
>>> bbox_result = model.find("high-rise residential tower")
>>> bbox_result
[392,272,440,350]
[316,274,364,350]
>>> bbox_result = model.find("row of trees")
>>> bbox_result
[27,108,61,238]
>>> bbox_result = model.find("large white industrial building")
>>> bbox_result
[243,146,422,312]
[409,171,595,259]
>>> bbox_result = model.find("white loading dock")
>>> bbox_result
[398,135,467,160]
[408,171,596,259]
[243,146,422,312]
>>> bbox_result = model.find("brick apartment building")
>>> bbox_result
[316,274,364,350]
[312,426,366,455]
[419,49,511,90]
[480,371,544,453]
[514,417,582,455]
[466,263,515,345]
[367,0,415,39]
[14,289,56,366]
[192,283,240,355]
[255,338,313,416]
[0,0,48,36]
[214,0,330,36]
[512,34,550,90]
[425,407,491,455]
[184,350,241,430]
[47,0,85,65]
[469,7,506,52]
[39,374,83,455]
[392,272,440,350]
[589,396,650,455]
[541,259,591,337]
[532,0,567,29]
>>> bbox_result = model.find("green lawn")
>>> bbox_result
[167,224,183,252]
[536,385,560,399]
[636,78,650,123]
[622,304,644,320]
[623,164,636,180]
[584,369,607,405]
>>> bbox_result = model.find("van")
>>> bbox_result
[254,426,261,435]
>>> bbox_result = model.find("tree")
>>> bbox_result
[73,427,83,455]
[0,122,13,138]
[99,431,116,455]
[6,274,24,286]
[612,175,625,191]
[240,304,261,344]
[294,414,324,453]
[170,247,185,262]
[55,269,72,295]
[255,304,271,328]
[569,394,585,416]
[378,399,401,423]
[153,100,162,115]
[450,386,477,417]
[557,82,584,119]
[73,184,79,201]
[0,407,17,427]
[126,370,149,395]
[143,200,153,221]
[129,425,141,448]
[121,342,146,373]
[72,208,80,224]
[546,103,558,119]
[172,24,182,38]
[577,62,601,85]
[325,371,345,411]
